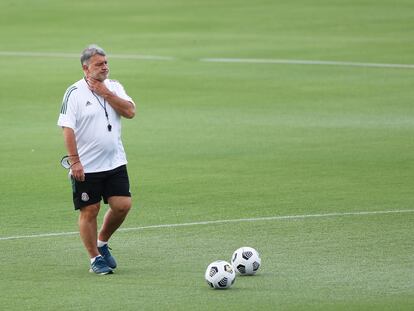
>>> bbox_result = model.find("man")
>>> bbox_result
[57,44,136,275]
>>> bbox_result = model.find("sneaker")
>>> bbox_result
[98,244,117,269]
[90,256,113,275]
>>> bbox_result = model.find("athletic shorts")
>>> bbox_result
[71,165,131,210]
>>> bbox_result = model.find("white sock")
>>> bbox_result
[90,255,101,264]
[97,240,108,248]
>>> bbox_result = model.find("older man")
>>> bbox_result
[58,44,136,274]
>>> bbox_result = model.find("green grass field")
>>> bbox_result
[0,0,413,310]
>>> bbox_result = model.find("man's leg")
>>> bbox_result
[98,196,132,242]
[79,203,101,258]
[79,203,113,274]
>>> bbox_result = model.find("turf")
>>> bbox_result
[0,0,413,310]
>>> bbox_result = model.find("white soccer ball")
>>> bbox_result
[205,260,236,289]
[231,247,261,275]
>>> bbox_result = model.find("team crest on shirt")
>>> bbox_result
[81,192,90,202]
[85,101,93,106]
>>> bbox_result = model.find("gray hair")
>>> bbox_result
[80,44,106,66]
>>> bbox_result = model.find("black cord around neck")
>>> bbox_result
[85,78,112,132]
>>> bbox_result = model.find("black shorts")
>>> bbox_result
[71,165,131,210]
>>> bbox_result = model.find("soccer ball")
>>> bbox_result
[205,260,236,289]
[231,247,261,275]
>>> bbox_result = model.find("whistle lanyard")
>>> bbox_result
[92,92,112,132]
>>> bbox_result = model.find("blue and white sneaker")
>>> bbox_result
[90,256,113,275]
[98,244,117,269]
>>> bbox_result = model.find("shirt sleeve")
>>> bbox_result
[111,80,135,105]
[57,85,78,129]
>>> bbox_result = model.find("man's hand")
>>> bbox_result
[71,161,85,182]
[86,77,135,119]
[87,77,112,98]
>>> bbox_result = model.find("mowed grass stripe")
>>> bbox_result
[1,209,413,241]
[0,51,413,69]
[200,57,414,69]
[0,51,175,61]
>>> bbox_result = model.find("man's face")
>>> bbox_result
[83,54,109,81]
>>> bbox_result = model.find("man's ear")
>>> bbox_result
[82,64,88,72]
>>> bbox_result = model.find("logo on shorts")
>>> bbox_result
[81,192,90,202]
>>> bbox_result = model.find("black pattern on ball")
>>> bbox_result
[218,277,228,287]
[237,264,246,274]
[232,253,237,262]
[242,251,253,260]
[209,266,218,277]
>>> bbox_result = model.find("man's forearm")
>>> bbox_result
[103,92,135,119]
[62,126,84,181]
[62,127,80,163]
[86,77,135,119]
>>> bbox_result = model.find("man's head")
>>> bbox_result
[81,44,109,82]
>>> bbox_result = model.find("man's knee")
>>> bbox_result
[80,203,100,219]
[109,196,132,214]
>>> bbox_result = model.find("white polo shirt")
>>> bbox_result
[57,78,134,173]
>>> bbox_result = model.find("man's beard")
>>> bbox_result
[91,71,109,81]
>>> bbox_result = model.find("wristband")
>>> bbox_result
[70,161,80,168]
